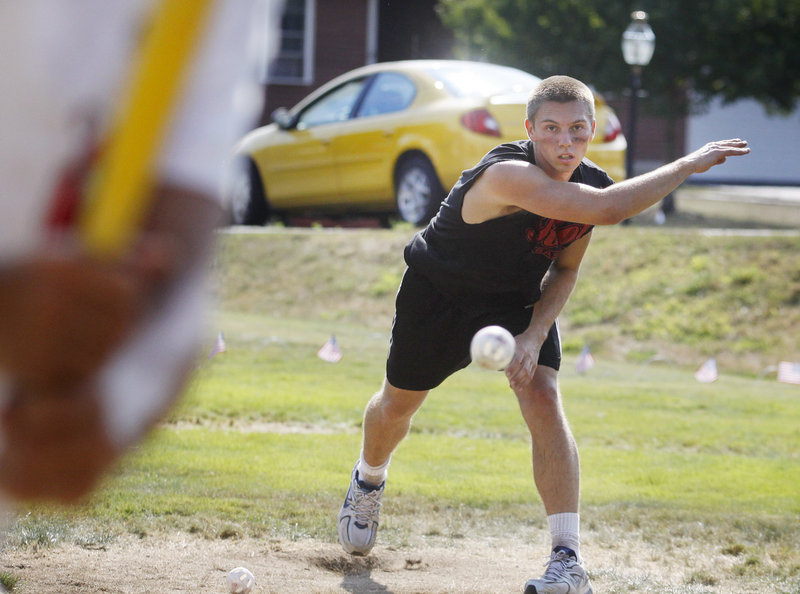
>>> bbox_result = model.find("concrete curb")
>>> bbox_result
[675,184,800,227]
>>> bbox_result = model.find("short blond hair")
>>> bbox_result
[527,75,595,124]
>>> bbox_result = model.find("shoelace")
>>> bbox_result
[353,486,382,525]
[541,551,576,582]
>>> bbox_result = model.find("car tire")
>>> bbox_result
[230,157,270,226]
[394,154,444,226]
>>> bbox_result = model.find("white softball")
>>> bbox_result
[227,567,255,593]
[470,325,516,370]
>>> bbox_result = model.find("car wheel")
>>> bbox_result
[394,155,444,226]
[229,157,270,225]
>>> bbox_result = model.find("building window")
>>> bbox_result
[268,0,315,85]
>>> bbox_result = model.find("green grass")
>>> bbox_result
[6,227,800,591]
[11,311,798,541]
[184,316,800,518]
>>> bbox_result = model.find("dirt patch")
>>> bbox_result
[2,528,790,593]
[166,419,359,435]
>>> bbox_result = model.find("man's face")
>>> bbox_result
[525,101,595,181]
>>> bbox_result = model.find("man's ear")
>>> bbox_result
[590,119,596,140]
[525,118,535,141]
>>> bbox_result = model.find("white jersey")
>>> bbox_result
[0,0,267,260]
[0,0,277,446]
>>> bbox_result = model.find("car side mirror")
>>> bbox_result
[272,107,295,130]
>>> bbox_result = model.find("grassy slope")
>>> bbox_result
[213,225,800,374]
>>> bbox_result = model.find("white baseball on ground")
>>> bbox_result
[227,566,255,593]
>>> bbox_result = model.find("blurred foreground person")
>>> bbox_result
[0,0,279,503]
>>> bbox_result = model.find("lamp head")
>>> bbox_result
[622,10,656,67]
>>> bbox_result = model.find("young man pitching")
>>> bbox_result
[337,75,749,593]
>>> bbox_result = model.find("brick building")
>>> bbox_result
[261,0,452,124]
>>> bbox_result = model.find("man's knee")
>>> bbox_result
[515,368,561,416]
[371,379,428,420]
[520,382,559,408]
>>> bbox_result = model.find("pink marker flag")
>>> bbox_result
[576,346,595,374]
[208,331,226,359]
[777,361,800,385]
[318,334,342,363]
[694,357,718,383]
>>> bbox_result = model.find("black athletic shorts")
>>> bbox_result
[386,268,561,391]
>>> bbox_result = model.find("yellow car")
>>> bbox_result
[232,60,626,226]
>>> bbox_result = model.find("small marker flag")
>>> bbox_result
[209,331,227,359]
[318,335,342,363]
[575,346,595,374]
[695,357,718,383]
[777,361,800,385]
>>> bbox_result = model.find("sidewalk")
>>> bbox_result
[674,184,800,227]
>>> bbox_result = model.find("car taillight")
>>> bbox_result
[602,111,621,143]
[461,109,501,137]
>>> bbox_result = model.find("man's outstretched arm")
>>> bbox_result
[473,139,750,225]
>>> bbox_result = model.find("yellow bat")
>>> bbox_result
[79,0,214,257]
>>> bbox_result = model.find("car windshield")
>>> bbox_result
[425,63,541,99]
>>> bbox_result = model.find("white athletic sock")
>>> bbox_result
[356,451,390,487]
[548,512,581,560]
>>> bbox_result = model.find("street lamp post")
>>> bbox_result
[621,10,655,180]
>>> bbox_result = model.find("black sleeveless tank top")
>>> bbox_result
[403,139,614,311]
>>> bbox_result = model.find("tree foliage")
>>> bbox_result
[436,0,800,115]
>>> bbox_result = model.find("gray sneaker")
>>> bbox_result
[337,462,384,556]
[524,547,593,594]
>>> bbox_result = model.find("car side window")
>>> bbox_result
[296,79,367,129]
[356,73,416,118]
